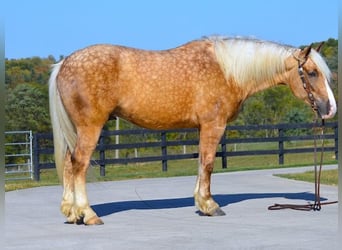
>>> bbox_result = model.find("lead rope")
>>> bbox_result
[268,118,338,211]
[313,118,322,211]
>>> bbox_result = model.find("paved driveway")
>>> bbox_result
[5,165,338,250]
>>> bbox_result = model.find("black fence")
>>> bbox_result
[33,122,338,181]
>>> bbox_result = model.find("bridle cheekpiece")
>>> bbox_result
[293,53,318,115]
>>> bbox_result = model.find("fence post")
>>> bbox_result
[278,127,284,165]
[221,129,227,169]
[33,134,40,181]
[161,131,168,171]
[99,134,106,176]
[334,123,338,160]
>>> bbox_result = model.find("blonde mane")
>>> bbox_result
[209,37,296,86]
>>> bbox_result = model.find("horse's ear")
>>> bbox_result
[315,42,324,53]
[299,45,312,60]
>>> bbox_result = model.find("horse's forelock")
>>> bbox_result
[309,49,332,83]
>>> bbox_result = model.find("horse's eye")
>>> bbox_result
[307,70,318,78]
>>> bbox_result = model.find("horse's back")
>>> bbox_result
[56,40,230,129]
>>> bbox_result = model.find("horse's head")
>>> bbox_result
[285,43,336,119]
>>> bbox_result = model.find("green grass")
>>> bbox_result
[5,150,338,192]
[276,169,338,186]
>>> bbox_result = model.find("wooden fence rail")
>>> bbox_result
[33,122,338,181]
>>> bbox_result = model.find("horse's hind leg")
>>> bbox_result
[68,126,103,225]
[194,123,226,216]
[61,149,77,223]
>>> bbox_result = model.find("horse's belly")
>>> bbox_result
[114,97,198,129]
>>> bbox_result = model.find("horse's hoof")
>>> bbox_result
[211,207,226,216]
[85,216,104,225]
[196,207,226,216]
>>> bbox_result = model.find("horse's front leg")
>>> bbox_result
[194,123,226,216]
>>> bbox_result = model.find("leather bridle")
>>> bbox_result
[294,55,319,115]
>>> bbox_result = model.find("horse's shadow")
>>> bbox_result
[92,192,327,217]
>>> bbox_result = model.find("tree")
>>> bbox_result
[5,56,55,87]
[5,83,51,132]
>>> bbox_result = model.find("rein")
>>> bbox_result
[268,119,337,211]
[268,55,338,211]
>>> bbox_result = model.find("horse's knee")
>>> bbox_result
[200,153,215,170]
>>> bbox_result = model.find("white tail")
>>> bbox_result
[49,60,77,183]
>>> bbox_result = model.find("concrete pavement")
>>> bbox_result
[5,165,339,250]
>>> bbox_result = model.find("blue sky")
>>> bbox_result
[4,0,338,59]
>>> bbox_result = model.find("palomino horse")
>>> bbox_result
[49,36,336,225]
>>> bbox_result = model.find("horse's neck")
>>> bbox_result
[241,71,286,99]
[214,39,294,98]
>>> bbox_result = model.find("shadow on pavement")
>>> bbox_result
[92,192,327,217]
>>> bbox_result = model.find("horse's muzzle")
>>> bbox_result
[316,99,336,119]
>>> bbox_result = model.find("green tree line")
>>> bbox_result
[5,38,338,134]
